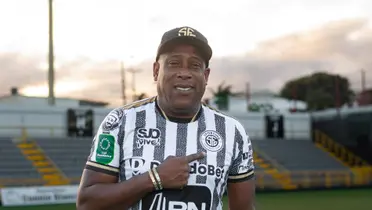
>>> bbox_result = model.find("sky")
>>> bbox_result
[1,0,372,106]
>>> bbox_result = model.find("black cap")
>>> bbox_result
[156,26,213,67]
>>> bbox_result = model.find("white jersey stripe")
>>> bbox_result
[186,121,198,185]
[123,111,137,181]
[163,121,177,158]
[203,109,217,189]
[131,110,147,210]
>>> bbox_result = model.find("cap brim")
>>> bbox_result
[156,36,212,64]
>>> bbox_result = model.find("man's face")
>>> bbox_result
[153,44,210,110]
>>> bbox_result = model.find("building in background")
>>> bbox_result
[357,89,372,106]
[0,87,108,108]
[210,90,308,113]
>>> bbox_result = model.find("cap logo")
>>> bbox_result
[178,27,196,37]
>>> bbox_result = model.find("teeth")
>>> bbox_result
[176,87,191,91]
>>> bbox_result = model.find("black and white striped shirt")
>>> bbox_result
[86,96,254,210]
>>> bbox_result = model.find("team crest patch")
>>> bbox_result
[102,108,124,131]
[199,130,224,152]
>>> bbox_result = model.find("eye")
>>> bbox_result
[168,60,180,67]
[191,62,202,69]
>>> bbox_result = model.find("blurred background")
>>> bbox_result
[0,0,372,209]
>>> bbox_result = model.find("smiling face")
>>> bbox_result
[153,44,210,112]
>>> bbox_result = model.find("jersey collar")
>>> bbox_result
[155,98,203,123]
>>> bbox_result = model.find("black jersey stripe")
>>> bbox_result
[196,111,207,184]
[176,123,188,156]
[132,110,146,157]
[118,114,127,182]
[131,110,146,210]
[153,108,167,162]
[212,114,227,210]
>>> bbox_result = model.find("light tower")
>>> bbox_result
[48,0,55,105]
[120,62,127,105]
[127,68,142,102]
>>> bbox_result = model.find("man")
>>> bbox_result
[77,26,255,210]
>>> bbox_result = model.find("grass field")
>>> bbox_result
[1,189,372,210]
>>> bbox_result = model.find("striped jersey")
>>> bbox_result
[85,97,254,210]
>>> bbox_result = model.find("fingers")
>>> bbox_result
[165,155,176,160]
[185,152,206,163]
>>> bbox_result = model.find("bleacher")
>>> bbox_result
[0,136,369,190]
[34,137,91,184]
[0,137,42,187]
[253,140,349,171]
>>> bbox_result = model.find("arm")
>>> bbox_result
[227,124,255,210]
[227,180,255,210]
[77,169,154,210]
[77,108,154,210]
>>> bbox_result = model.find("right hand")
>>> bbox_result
[155,152,206,189]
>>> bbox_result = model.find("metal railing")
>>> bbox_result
[314,130,370,167]
[0,126,64,138]
[255,169,372,190]
[0,126,310,140]
[1,169,371,190]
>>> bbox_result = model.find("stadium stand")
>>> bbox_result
[1,135,370,190]
[0,137,42,186]
[1,136,367,189]
[34,137,91,184]
[253,140,350,171]
[252,140,351,190]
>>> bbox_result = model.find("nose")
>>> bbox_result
[176,68,192,80]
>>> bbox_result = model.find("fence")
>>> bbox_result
[255,168,372,190]
[2,169,372,191]
[0,107,311,140]
[314,130,370,167]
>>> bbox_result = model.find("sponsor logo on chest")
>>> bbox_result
[136,128,161,148]
[126,157,224,179]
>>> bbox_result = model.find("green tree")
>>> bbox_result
[209,81,233,110]
[280,72,354,111]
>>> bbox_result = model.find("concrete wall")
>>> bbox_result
[0,96,82,108]
[0,105,311,140]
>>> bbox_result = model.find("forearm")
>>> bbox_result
[77,172,154,210]
[229,204,255,210]
[228,204,255,210]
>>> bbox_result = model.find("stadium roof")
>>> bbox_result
[0,94,109,107]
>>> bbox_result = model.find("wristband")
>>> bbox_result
[152,167,163,190]
[148,169,160,190]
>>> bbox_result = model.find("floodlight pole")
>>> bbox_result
[48,0,55,105]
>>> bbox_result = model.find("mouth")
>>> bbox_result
[174,85,194,92]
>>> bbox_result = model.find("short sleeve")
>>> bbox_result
[228,123,254,183]
[85,108,125,177]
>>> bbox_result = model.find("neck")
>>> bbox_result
[156,97,201,122]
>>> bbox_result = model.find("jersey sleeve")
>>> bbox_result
[85,108,125,177]
[228,122,255,183]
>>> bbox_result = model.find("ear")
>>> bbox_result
[204,68,210,85]
[153,62,159,81]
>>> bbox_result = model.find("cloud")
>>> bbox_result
[0,53,46,93]
[209,18,372,92]
[1,18,372,106]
